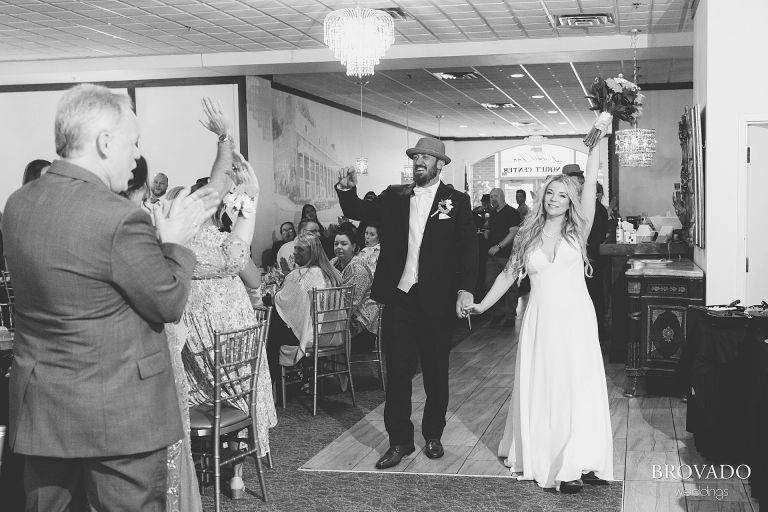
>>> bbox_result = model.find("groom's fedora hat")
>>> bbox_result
[406,137,451,165]
[561,163,583,177]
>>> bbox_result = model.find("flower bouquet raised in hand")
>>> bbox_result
[583,74,645,148]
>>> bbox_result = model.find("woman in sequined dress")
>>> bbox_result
[165,100,276,510]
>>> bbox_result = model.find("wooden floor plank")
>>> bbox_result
[622,481,687,512]
[300,319,740,512]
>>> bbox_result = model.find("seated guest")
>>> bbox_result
[267,233,342,381]
[275,218,320,271]
[270,221,296,267]
[330,223,379,341]
[22,159,51,185]
[358,222,381,278]
[356,191,378,245]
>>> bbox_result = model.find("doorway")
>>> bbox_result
[746,123,768,305]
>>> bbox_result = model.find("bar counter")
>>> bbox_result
[598,242,693,363]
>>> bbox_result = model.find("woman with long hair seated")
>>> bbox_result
[330,223,379,348]
[267,233,342,381]
[357,222,381,278]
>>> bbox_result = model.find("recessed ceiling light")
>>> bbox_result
[510,73,525,78]
[559,122,568,125]
[481,102,515,109]
[478,133,486,136]
[459,124,468,128]
[547,110,558,114]
[431,71,480,80]
[531,95,544,99]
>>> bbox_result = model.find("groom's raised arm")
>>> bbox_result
[335,166,385,223]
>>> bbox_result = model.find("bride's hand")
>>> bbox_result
[463,303,486,315]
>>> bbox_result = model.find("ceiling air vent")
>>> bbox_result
[431,71,481,80]
[555,13,615,27]
[377,7,411,21]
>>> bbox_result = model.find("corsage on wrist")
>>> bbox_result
[223,192,256,218]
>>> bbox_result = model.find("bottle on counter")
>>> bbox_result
[628,227,637,244]
[615,216,624,244]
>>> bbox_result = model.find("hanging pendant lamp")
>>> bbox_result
[615,29,656,167]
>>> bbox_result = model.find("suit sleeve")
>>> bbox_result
[455,193,479,293]
[110,209,196,324]
[336,185,385,224]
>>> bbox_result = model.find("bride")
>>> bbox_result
[466,142,613,493]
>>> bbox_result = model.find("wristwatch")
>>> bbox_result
[218,133,234,144]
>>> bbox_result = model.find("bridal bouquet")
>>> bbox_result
[583,75,645,148]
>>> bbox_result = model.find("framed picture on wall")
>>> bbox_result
[691,104,705,248]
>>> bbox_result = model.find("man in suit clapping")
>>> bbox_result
[1,84,218,511]
[336,137,478,469]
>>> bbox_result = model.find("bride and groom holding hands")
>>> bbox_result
[336,135,612,493]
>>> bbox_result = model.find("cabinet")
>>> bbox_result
[623,258,704,397]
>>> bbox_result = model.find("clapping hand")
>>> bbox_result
[336,166,357,190]
[200,97,231,139]
[232,151,259,198]
[153,187,219,245]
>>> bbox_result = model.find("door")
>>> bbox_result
[746,123,768,305]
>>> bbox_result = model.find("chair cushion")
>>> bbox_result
[189,403,248,431]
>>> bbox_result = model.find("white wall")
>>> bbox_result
[698,0,768,303]
[692,0,707,273]
[135,84,239,194]
[618,89,693,218]
[0,88,124,211]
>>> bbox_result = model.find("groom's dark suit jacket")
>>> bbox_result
[337,182,478,317]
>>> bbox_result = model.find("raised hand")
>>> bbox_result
[199,97,231,138]
[232,151,259,198]
[336,166,358,190]
[153,186,219,245]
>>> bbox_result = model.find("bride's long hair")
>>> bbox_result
[504,174,592,279]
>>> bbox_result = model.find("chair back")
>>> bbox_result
[311,285,354,350]
[211,317,269,421]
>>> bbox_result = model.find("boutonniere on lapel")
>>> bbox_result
[431,198,453,219]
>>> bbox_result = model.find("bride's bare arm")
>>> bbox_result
[581,146,599,234]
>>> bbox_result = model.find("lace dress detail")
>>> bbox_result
[182,225,277,455]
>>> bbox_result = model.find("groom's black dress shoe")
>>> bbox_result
[560,480,583,494]
[424,439,444,459]
[375,444,415,469]
[582,471,608,485]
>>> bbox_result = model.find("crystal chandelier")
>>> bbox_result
[402,100,413,182]
[616,128,656,166]
[355,81,369,175]
[615,29,656,167]
[323,3,395,78]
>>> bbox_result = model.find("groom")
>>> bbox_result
[336,137,477,469]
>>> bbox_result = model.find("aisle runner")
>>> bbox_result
[301,327,518,477]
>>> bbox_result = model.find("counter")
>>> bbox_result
[598,242,693,363]
[624,258,704,397]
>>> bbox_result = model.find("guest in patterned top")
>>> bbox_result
[330,223,380,346]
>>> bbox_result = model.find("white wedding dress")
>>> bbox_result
[498,238,613,488]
